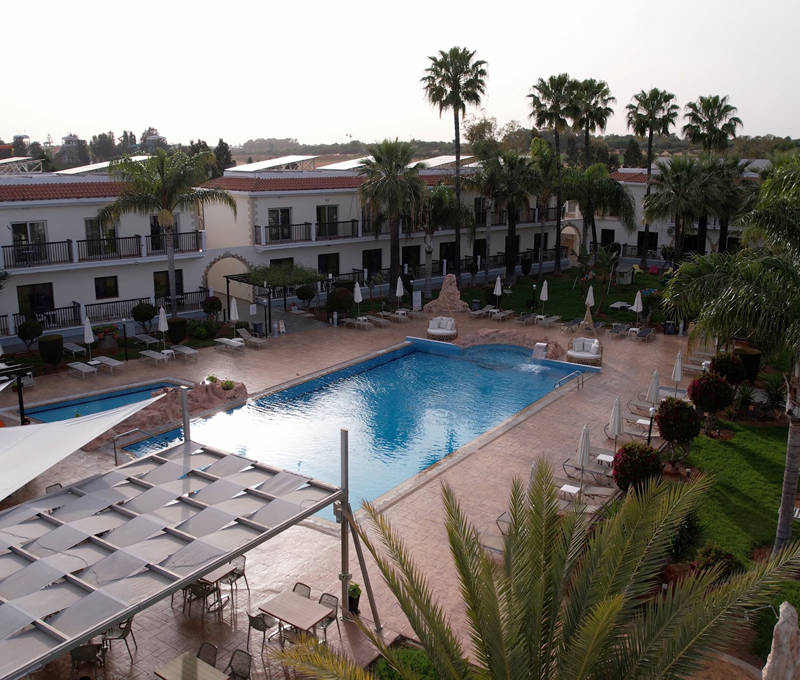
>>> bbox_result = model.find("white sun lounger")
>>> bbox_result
[67,362,98,378]
[140,349,168,363]
[172,344,199,361]
[94,356,125,373]
[63,342,87,359]
[365,315,390,328]
[214,337,245,352]
[134,334,159,348]
[237,328,268,349]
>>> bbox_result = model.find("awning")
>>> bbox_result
[0,395,165,501]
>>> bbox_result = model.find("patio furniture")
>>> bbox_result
[172,344,199,361]
[427,316,457,340]
[67,361,98,378]
[365,314,390,328]
[140,349,168,363]
[608,323,630,338]
[562,452,615,486]
[225,649,252,680]
[635,327,654,342]
[197,642,218,667]
[45,482,62,493]
[317,592,341,643]
[186,581,227,617]
[103,616,137,661]
[492,309,514,321]
[237,327,268,349]
[214,337,245,351]
[70,642,105,678]
[259,591,334,646]
[155,651,227,680]
[539,315,561,328]
[161,349,176,360]
[516,312,537,325]
[292,581,311,599]
[247,612,279,653]
[560,318,581,333]
[63,342,87,359]
[219,554,250,601]
[468,304,493,319]
[566,337,602,366]
[94,355,125,373]
[134,333,159,347]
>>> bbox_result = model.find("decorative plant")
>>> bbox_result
[763,373,787,412]
[693,544,743,582]
[296,284,316,308]
[348,582,361,598]
[688,373,734,432]
[710,352,747,385]
[221,379,235,391]
[167,317,187,344]
[206,375,218,383]
[655,397,701,462]
[202,295,222,320]
[17,319,42,350]
[132,302,156,332]
[611,441,662,492]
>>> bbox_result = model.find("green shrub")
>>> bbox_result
[752,581,800,662]
[38,334,63,367]
[202,296,222,320]
[192,324,209,340]
[333,279,355,293]
[763,373,787,411]
[326,287,353,316]
[655,398,701,462]
[734,346,762,382]
[220,379,235,391]
[670,510,702,561]
[206,375,218,383]
[132,303,156,332]
[612,442,662,493]
[372,647,438,680]
[296,284,316,307]
[166,317,187,344]
[710,352,747,385]
[735,383,755,413]
[693,544,743,580]
[688,373,734,414]
[17,319,43,350]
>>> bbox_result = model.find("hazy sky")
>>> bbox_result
[5,0,798,147]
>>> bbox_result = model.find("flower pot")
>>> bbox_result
[348,593,360,615]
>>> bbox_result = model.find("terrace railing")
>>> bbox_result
[13,302,81,331]
[155,288,208,313]
[362,220,390,236]
[265,223,312,244]
[85,297,150,323]
[2,241,72,269]
[77,235,142,262]
[0,314,8,336]
[315,220,358,240]
[145,231,201,255]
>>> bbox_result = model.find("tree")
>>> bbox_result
[623,137,644,167]
[707,155,754,252]
[117,130,137,154]
[358,140,424,288]
[188,139,210,156]
[98,150,237,315]
[27,142,54,171]
[426,184,461,297]
[213,138,235,177]
[626,88,680,267]
[529,74,576,273]
[89,131,117,162]
[530,137,560,284]
[12,136,27,157]
[274,461,800,680]
[499,120,532,153]
[682,95,743,152]
[571,78,615,169]
[422,46,488,280]
[663,154,800,551]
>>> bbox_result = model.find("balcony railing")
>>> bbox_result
[2,241,72,269]
[145,231,202,255]
[13,303,82,332]
[316,220,358,241]
[265,223,312,244]
[77,235,141,262]
[155,288,208,313]
[0,314,8,336]
[84,288,209,323]
[362,220,390,236]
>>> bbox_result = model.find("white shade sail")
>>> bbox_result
[585,285,595,308]
[609,396,623,440]
[353,282,363,304]
[83,316,94,345]
[539,280,549,302]
[395,277,405,299]
[493,275,503,297]
[157,306,168,333]
[229,298,239,323]
[577,424,591,470]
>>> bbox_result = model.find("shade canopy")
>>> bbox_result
[493,275,503,298]
[672,351,683,384]
[646,369,660,403]
[395,277,405,299]
[577,424,591,470]
[157,306,168,333]
[83,317,94,345]
[608,396,624,441]
[631,290,644,314]
[539,280,549,302]
[353,282,363,304]
[585,286,595,308]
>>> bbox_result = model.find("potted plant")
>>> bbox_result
[348,582,361,615]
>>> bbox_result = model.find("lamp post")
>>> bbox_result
[121,318,128,361]
[647,406,657,445]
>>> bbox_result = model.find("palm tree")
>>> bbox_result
[358,140,425,288]
[644,155,707,261]
[572,78,615,168]
[529,74,576,273]
[426,184,461,297]
[422,47,488,281]
[470,150,538,281]
[99,150,236,316]
[530,137,560,284]
[707,155,755,252]
[626,88,680,267]
[682,94,743,152]
[664,155,800,552]
[274,461,800,679]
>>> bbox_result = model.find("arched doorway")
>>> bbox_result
[203,253,254,309]
[560,223,582,257]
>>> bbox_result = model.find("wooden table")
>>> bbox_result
[260,591,333,633]
[154,651,227,680]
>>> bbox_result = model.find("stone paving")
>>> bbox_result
[0,315,720,678]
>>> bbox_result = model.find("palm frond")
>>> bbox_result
[270,636,376,680]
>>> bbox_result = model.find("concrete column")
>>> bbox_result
[199,230,206,250]
[139,235,147,258]
[70,240,78,263]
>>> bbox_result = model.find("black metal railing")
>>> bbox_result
[316,220,358,240]
[85,297,150,322]
[13,303,81,331]
[362,220,390,236]
[145,231,201,255]
[0,314,8,336]
[2,240,72,269]
[155,288,208,312]
[77,235,142,261]
[266,223,312,243]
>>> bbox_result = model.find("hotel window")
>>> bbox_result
[153,269,184,297]
[11,221,47,244]
[268,208,292,225]
[94,276,119,299]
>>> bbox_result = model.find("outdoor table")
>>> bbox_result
[596,453,615,467]
[154,651,227,680]
[609,301,631,310]
[260,590,333,642]
[87,360,101,367]
[161,349,176,360]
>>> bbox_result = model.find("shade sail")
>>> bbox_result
[0,395,164,502]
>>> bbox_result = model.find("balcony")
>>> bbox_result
[84,288,209,323]
[145,231,202,256]
[2,241,72,269]
[259,223,313,245]
[13,303,82,332]
[77,236,142,262]
[316,220,358,241]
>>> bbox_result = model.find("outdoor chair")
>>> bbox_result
[560,318,581,333]
[63,342,87,359]
[172,344,199,361]
[139,349,168,363]
[70,642,105,678]
[95,355,125,373]
[214,337,245,351]
[317,592,341,643]
[246,612,279,653]
[365,314,390,328]
[133,333,159,347]
[219,554,250,602]
[540,315,561,328]
[468,304,493,319]
[516,312,537,326]
[492,309,514,321]
[225,649,252,680]
[186,581,220,617]
[562,456,614,486]
[103,616,137,661]
[196,642,218,667]
[237,327,268,349]
[67,361,98,378]
[292,581,311,598]
[635,327,654,342]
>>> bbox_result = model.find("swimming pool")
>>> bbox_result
[27,382,179,422]
[128,343,596,518]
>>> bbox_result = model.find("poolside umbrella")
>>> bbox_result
[395,276,405,308]
[540,280,549,315]
[631,290,644,324]
[353,281,363,317]
[646,369,660,404]
[157,305,168,349]
[585,285,595,308]
[577,423,591,500]
[672,351,683,396]
[229,298,239,323]
[83,316,95,361]
[609,395,624,449]
[493,275,503,309]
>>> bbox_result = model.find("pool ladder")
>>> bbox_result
[554,371,584,391]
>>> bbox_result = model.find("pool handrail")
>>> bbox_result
[554,370,584,390]
[113,427,155,465]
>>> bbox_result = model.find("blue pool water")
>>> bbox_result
[127,344,595,518]
[28,382,177,422]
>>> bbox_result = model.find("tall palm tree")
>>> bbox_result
[665,155,800,552]
[707,155,755,252]
[422,47,488,281]
[530,137,560,284]
[644,155,706,261]
[626,88,680,267]
[274,461,800,679]
[470,150,538,281]
[572,78,615,168]
[426,184,461,297]
[358,140,425,288]
[99,150,236,316]
[529,74,576,273]
[682,94,743,152]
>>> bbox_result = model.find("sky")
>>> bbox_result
[5,0,798,148]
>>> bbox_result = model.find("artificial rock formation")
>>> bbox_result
[455,328,565,360]
[423,274,469,315]
[763,601,800,680]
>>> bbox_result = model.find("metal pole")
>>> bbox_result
[647,407,656,445]
[121,319,129,361]
[180,386,192,453]
[340,429,352,619]
[225,278,230,323]
[345,508,383,632]
[267,288,272,335]
[16,374,26,425]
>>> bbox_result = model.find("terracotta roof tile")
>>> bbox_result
[0,182,125,202]
[610,171,648,183]
[205,174,446,193]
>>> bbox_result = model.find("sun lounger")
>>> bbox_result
[539,315,561,328]
[140,350,169,363]
[560,318,581,333]
[516,313,537,326]
[492,310,514,321]
[237,327,268,348]
[214,337,245,351]
[172,344,199,361]
[608,323,630,338]
[635,327,654,342]
[562,453,615,486]
[63,342,87,359]
[134,334,159,348]
[340,317,373,330]
[67,361,98,378]
[365,315,390,328]
[94,356,124,373]
[468,305,493,319]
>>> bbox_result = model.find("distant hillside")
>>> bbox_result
[236,137,455,157]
